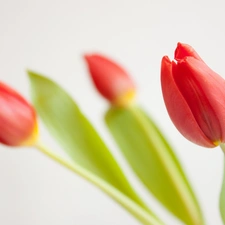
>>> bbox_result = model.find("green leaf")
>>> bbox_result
[105,105,204,225]
[219,145,225,224]
[27,71,157,218]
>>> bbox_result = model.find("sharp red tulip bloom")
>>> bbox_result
[161,43,225,147]
[84,54,136,107]
[0,82,38,147]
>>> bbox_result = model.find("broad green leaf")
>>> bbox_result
[105,105,204,225]
[28,71,157,217]
[220,145,225,224]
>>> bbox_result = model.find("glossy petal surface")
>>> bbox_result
[161,42,225,147]
[173,57,225,144]
[161,56,214,147]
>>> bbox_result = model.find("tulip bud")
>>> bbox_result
[84,54,136,107]
[161,43,225,147]
[0,82,38,147]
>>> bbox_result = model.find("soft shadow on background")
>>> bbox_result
[0,0,225,224]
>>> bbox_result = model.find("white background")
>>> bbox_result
[0,0,225,224]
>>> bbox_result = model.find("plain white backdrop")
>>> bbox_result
[0,0,225,224]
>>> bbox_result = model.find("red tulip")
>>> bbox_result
[84,54,136,107]
[0,82,38,147]
[161,43,225,147]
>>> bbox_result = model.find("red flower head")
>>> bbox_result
[161,43,225,147]
[84,54,136,107]
[0,82,38,147]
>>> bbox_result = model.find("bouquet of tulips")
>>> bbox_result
[1,43,225,225]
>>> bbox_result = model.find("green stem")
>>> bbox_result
[129,106,204,225]
[34,140,164,225]
[219,144,225,224]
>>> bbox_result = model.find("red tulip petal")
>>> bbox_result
[0,82,37,146]
[161,56,215,147]
[174,57,225,143]
[175,43,202,61]
[84,54,135,104]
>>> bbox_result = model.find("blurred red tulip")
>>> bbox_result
[84,54,136,107]
[161,43,225,147]
[0,82,38,147]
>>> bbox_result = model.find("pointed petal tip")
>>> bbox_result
[175,42,202,61]
[162,55,172,63]
[174,42,186,61]
[83,54,92,63]
[83,54,108,68]
[161,56,172,72]
[176,42,186,47]
[83,53,102,60]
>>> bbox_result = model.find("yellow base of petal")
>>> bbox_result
[213,140,221,146]
[21,121,39,146]
[113,90,136,107]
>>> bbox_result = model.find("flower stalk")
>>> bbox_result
[34,140,164,225]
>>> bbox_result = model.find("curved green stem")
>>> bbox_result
[34,140,164,225]
[219,144,225,224]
